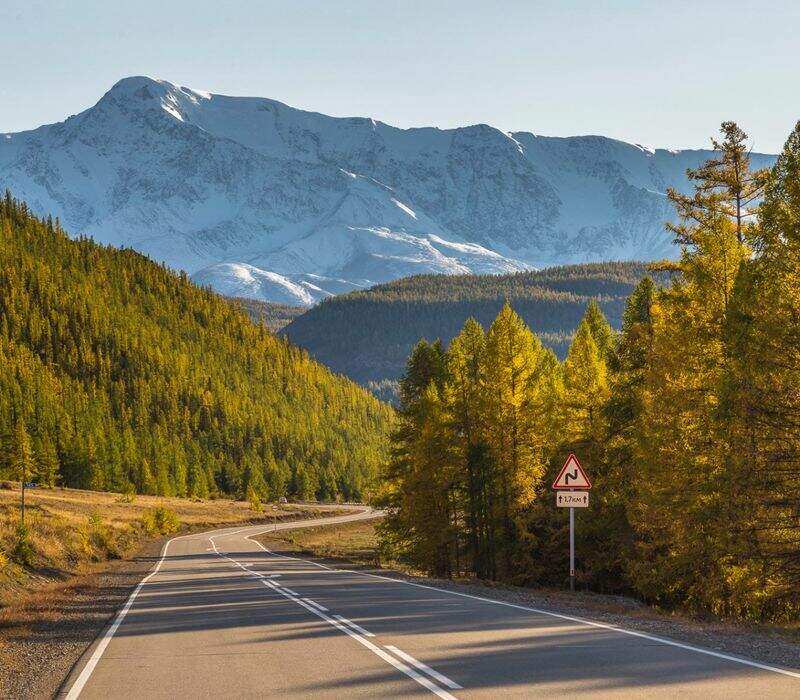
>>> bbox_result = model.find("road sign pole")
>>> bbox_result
[569,506,575,592]
[553,453,590,594]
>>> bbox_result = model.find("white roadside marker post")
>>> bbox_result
[552,453,592,593]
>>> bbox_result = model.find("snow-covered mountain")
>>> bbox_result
[0,77,775,305]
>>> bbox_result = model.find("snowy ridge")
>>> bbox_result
[0,76,776,304]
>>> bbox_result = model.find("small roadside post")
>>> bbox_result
[552,453,592,592]
[273,504,279,532]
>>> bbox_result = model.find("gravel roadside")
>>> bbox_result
[0,537,166,700]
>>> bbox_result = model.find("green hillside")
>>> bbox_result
[0,194,392,501]
[283,262,658,388]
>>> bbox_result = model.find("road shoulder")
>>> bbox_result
[0,536,165,700]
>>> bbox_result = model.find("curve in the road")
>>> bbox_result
[62,508,800,699]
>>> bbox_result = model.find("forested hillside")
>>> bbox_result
[378,122,800,623]
[0,195,393,501]
[284,262,655,389]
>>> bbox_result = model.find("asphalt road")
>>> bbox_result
[61,509,800,699]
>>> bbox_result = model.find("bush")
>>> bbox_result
[247,486,262,513]
[12,523,36,567]
[87,512,122,559]
[141,507,180,536]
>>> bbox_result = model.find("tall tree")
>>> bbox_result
[12,419,34,524]
[723,122,800,620]
[668,121,769,247]
[482,303,548,579]
[445,318,493,577]
[630,123,765,614]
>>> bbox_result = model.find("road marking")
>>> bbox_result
[334,614,375,637]
[216,545,456,698]
[61,513,371,699]
[385,646,463,690]
[243,523,800,682]
[302,597,329,612]
[63,524,253,699]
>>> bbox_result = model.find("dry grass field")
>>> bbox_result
[260,516,387,568]
[0,484,346,606]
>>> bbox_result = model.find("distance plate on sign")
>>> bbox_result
[556,491,589,508]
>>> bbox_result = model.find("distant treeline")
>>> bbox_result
[284,262,660,388]
[232,297,305,332]
[377,122,800,623]
[0,194,393,502]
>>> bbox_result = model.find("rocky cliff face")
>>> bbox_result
[0,77,775,304]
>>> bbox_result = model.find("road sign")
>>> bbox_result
[556,491,589,508]
[552,453,592,490]
[552,453,591,593]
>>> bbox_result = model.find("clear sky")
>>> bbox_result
[1,0,797,152]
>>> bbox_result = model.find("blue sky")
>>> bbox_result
[1,0,797,152]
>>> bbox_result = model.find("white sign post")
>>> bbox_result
[552,454,592,592]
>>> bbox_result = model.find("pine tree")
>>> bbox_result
[445,318,493,577]
[35,435,61,487]
[667,121,769,247]
[583,300,615,360]
[722,121,800,620]
[482,303,547,579]
[562,317,609,446]
[630,124,766,615]
[12,419,34,524]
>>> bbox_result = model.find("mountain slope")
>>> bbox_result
[283,262,655,390]
[0,195,392,500]
[0,77,776,303]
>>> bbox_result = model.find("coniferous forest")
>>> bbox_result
[284,262,654,393]
[0,194,392,502]
[377,122,800,623]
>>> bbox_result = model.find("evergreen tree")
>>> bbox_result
[445,318,493,578]
[12,419,34,523]
[562,318,609,446]
[34,435,61,487]
[482,303,548,579]
[723,122,800,620]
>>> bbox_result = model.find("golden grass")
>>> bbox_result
[0,485,344,607]
[262,517,384,567]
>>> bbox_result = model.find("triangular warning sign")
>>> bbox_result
[552,453,592,490]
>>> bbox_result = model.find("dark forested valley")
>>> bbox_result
[283,262,657,396]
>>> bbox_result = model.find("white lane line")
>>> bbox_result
[241,525,800,682]
[302,598,329,612]
[63,524,253,700]
[62,515,369,698]
[216,547,455,699]
[385,646,463,690]
[334,614,375,637]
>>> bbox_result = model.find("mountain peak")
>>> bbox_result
[0,79,777,306]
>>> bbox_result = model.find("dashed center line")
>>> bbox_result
[386,645,463,690]
[334,614,375,637]
[209,533,459,699]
